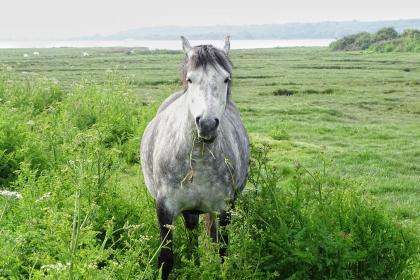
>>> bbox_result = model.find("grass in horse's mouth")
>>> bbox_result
[198,136,216,143]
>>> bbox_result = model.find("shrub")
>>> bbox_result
[330,28,420,52]
[372,27,399,42]
[227,144,418,279]
[354,32,373,50]
[401,29,420,39]
[0,72,159,279]
[0,78,66,187]
[330,32,371,51]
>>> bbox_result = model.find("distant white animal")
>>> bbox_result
[33,51,39,56]
[82,52,89,57]
[23,54,29,57]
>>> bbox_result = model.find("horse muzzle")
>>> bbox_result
[196,117,219,142]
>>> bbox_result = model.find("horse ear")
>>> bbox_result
[181,36,192,53]
[223,35,230,55]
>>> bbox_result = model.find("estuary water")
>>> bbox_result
[0,39,334,49]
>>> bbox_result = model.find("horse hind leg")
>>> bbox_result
[205,211,231,260]
[204,213,218,242]
[157,201,175,280]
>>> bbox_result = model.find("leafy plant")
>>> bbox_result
[330,27,420,52]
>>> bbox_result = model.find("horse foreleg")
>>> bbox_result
[219,201,234,259]
[157,201,174,280]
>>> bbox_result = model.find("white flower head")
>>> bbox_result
[26,120,35,126]
[36,192,52,202]
[163,224,175,230]
[0,190,22,199]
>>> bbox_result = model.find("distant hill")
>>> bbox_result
[79,19,420,40]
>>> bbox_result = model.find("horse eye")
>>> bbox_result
[187,78,192,84]
[224,77,230,83]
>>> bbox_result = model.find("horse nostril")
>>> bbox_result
[214,118,219,128]
[195,116,201,126]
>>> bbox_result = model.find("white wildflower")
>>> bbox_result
[0,190,22,199]
[26,120,35,126]
[163,224,175,230]
[46,106,56,113]
[36,192,52,202]
[139,235,151,241]
[87,263,97,269]
[41,262,68,272]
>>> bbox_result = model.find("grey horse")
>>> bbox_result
[140,36,250,279]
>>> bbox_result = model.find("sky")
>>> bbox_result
[1,0,420,40]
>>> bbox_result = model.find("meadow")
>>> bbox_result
[0,47,419,279]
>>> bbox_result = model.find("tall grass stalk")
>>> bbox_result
[69,190,80,280]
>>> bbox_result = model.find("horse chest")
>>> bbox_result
[164,148,234,214]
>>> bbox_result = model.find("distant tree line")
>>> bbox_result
[79,19,420,41]
[330,27,420,52]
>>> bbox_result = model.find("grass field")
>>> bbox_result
[0,47,419,279]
